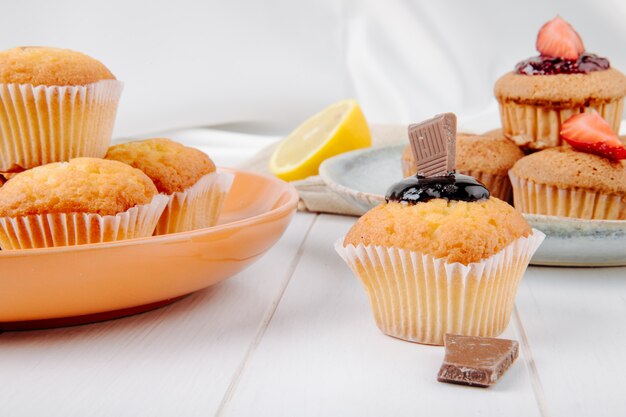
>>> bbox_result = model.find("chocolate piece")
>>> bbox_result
[437,334,519,388]
[515,52,609,75]
[386,173,489,204]
[408,113,456,177]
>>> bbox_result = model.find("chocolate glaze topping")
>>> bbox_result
[515,52,610,75]
[386,173,490,204]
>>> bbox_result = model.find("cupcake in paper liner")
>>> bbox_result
[509,112,626,220]
[336,194,544,346]
[338,113,544,346]
[0,47,123,171]
[401,133,524,203]
[0,158,168,250]
[494,16,626,151]
[106,138,233,234]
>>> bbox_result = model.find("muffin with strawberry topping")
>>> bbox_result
[494,16,626,150]
[509,112,626,219]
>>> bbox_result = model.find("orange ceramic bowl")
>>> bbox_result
[0,168,298,328]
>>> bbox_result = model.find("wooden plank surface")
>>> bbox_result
[2,210,624,417]
[516,266,626,417]
[0,213,316,417]
[221,214,543,417]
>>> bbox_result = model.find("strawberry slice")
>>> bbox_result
[560,112,626,161]
[536,16,585,60]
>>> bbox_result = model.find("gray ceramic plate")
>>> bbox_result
[319,145,626,267]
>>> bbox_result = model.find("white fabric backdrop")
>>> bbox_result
[346,0,626,130]
[0,0,346,137]
[2,0,626,138]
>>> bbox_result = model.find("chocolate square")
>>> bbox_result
[437,333,519,388]
[408,113,457,177]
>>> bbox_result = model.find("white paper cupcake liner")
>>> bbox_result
[509,173,626,220]
[154,171,234,235]
[497,98,623,150]
[0,194,168,250]
[335,230,545,345]
[0,79,124,171]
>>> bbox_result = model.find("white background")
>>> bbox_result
[2,0,626,136]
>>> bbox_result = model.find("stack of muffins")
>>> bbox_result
[495,16,626,220]
[0,47,233,250]
[402,16,626,220]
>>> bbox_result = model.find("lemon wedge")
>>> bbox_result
[269,99,371,181]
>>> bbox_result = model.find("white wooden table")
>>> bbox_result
[1,211,624,416]
[1,130,625,416]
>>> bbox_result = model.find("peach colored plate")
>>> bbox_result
[0,168,298,329]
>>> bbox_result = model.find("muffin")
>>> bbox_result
[106,138,234,234]
[494,16,626,150]
[401,133,524,202]
[0,47,123,171]
[510,111,626,219]
[0,158,168,249]
[335,174,544,345]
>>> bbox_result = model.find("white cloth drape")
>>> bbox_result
[2,0,625,137]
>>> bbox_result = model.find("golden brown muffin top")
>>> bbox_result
[510,147,626,195]
[0,47,115,86]
[402,133,524,175]
[0,158,157,217]
[494,68,626,106]
[456,133,525,174]
[105,138,216,194]
[344,198,531,265]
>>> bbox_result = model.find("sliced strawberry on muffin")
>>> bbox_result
[509,112,626,220]
[536,16,584,60]
[560,112,626,161]
[494,16,626,150]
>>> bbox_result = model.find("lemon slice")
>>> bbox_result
[269,99,371,181]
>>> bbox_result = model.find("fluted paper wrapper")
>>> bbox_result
[0,80,124,171]
[0,194,168,250]
[497,98,624,150]
[401,162,513,203]
[154,171,234,235]
[509,173,626,220]
[335,230,545,345]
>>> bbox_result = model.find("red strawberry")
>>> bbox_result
[560,112,626,161]
[536,16,585,60]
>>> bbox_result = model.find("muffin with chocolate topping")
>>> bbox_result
[494,16,626,150]
[401,132,524,202]
[336,115,544,346]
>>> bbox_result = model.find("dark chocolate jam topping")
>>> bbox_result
[515,52,609,75]
[386,173,490,204]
